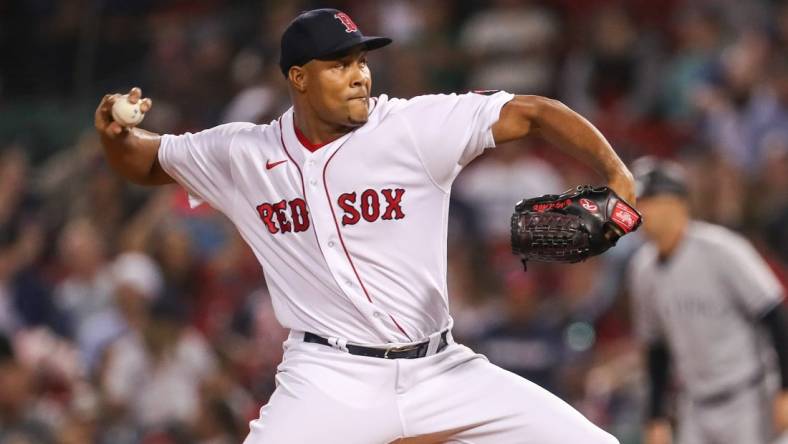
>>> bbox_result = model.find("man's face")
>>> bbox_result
[302,47,371,128]
[637,194,687,241]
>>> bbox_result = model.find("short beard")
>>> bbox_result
[346,98,369,127]
[347,115,368,127]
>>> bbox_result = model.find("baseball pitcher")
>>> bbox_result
[95,9,639,443]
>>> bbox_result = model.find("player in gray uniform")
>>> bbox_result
[627,157,788,444]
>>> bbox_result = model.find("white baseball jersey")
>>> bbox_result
[158,91,514,345]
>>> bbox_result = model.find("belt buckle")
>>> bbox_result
[383,343,419,359]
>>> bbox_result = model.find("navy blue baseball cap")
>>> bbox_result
[279,8,392,77]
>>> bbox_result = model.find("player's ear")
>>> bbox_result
[289,66,307,93]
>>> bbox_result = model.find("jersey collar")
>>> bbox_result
[293,124,334,152]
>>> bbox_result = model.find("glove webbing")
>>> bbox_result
[512,212,591,269]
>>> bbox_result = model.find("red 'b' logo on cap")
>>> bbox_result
[334,12,358,33]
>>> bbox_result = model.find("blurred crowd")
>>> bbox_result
[1,0,788,443]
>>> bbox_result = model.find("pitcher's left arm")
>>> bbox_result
[492,95,635,204]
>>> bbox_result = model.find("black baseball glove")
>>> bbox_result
[511,185,641,269]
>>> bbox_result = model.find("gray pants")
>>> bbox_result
[677,381,773,444]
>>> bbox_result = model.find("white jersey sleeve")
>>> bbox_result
[394,91,514,190]
[718,233,785,317]
[158,122,255,213]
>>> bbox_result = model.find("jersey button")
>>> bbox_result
[373,311,383,318]
[328,241,335,248]
[309,179,317,186]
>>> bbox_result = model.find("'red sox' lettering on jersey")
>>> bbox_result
[338,188,406,226]
[256,198,310,234]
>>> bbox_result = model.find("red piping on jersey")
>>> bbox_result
[278,117,321,249]
[278,117,345,310]
[321,127,413,342]
[279,113,409,341]
[388,315,409,339]
[294,124,334,152]
[279,118,374,330]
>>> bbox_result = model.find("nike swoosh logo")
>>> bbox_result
[266,159,288,170]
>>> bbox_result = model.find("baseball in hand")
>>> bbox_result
[111,94,145,127]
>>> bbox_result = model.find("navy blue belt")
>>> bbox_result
[303,331,449,359]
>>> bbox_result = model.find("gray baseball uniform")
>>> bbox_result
[629,221,785,444]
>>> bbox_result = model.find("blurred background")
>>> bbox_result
[1,0,787,443]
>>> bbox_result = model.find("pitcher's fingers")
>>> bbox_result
[101,94,121,113]
[140,98,152,113]
[96,95,110,116]
[97,95,111,114]
[108,121,125,135]
[128,87,142,103]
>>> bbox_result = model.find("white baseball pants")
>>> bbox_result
[243,331,619,444]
